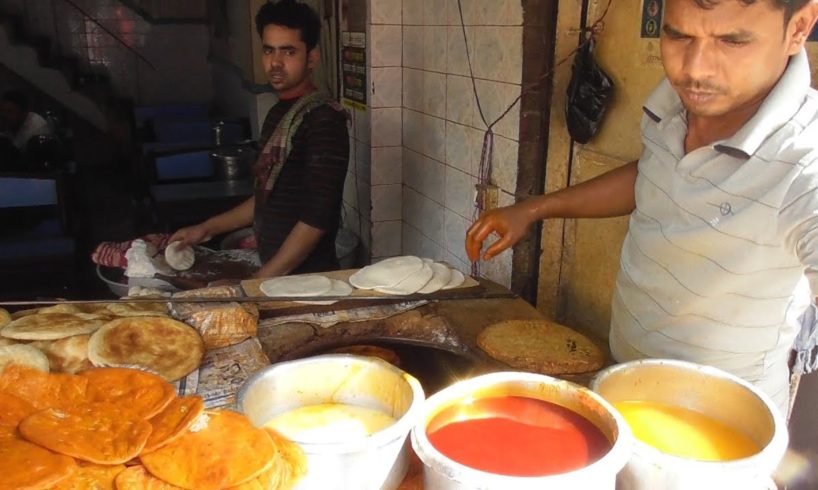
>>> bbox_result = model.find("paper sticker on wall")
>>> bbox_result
[641,0,663,39]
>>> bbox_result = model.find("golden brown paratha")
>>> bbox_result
[18,402,152,465]
[87,317,204,382]
[0,337,17,346]
[0,343,50,372]
[105,301,168,317]
[29,335,94,374]
[140,410,276,490]
[476,319,605,375]
[80,367,176,419]
[0,307,10,329]
[1,313,104,340]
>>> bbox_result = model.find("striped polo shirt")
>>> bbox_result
[610,49,818,414]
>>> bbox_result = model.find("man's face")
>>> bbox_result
[0,101,24,131]
[260,24,318,98]
[660,0,806,119]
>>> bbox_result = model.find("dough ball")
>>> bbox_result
[164,241,195,271]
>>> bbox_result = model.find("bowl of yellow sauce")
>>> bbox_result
[238,354,424,490]
[591,359,787,490]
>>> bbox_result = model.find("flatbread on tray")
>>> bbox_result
[88,317,204,382]
[477,319,605,375]
[1,313,104,340]
[30,334,94,374]
[0,343,50,372]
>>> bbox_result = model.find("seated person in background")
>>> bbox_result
[170,0,349,279]
[0,90,52,168]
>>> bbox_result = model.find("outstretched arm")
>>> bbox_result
[169,197,255,246]
[466,161,637,260]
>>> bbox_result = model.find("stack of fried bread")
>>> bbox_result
[0,365,306,489]
[0,304,204,381]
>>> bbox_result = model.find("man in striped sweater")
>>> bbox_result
[467,0,818,416]
[171,1,349,278]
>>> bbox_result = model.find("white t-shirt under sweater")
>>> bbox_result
[610,49,818,415]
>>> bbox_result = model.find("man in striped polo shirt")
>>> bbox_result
[467,0,818,415]
[171,1,349,278]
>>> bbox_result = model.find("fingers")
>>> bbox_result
[168,231,184,246]
[466,219,494,262]
[483,234,513,260]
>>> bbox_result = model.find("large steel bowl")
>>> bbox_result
[590,359,787,490]
[410,371,633,490]
[238,354,425,490]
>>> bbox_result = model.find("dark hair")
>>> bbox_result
[255,0,321,51]
[1,90,28,112]
[692,0,810,25]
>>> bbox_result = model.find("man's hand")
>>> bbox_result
[466,204,535,261]
[169,223,212,247]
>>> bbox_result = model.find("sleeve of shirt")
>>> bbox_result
[780,157,818,296]
[297,105,351,230]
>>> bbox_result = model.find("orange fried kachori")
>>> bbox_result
[264,428,307,487]
[141,410,276,490]
[18,402,152,464]
[114,465,185,490]
[0,392,37,435]
[51,462,126,490]
[80,367,175,419]
[142,395,205,454]
[226,479,265,490]
[0,436,77,489]
[0,364,88,410]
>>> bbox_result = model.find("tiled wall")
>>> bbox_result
[364,0,523,287]
[343,106,374,262]
[12,0,212,106]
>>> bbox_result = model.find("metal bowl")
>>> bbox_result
[590,359,787,490]
[410,371,633,490]
[238,354,425,490]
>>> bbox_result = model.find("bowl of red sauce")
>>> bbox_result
[410,372,632,489]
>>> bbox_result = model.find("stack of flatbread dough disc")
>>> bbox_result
[349,256,466,295]
[259,274,353,304]
[0,304,203,382]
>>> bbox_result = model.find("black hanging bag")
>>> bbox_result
[565,38,614,144]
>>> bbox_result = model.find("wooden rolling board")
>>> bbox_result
[240,268,481,312]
